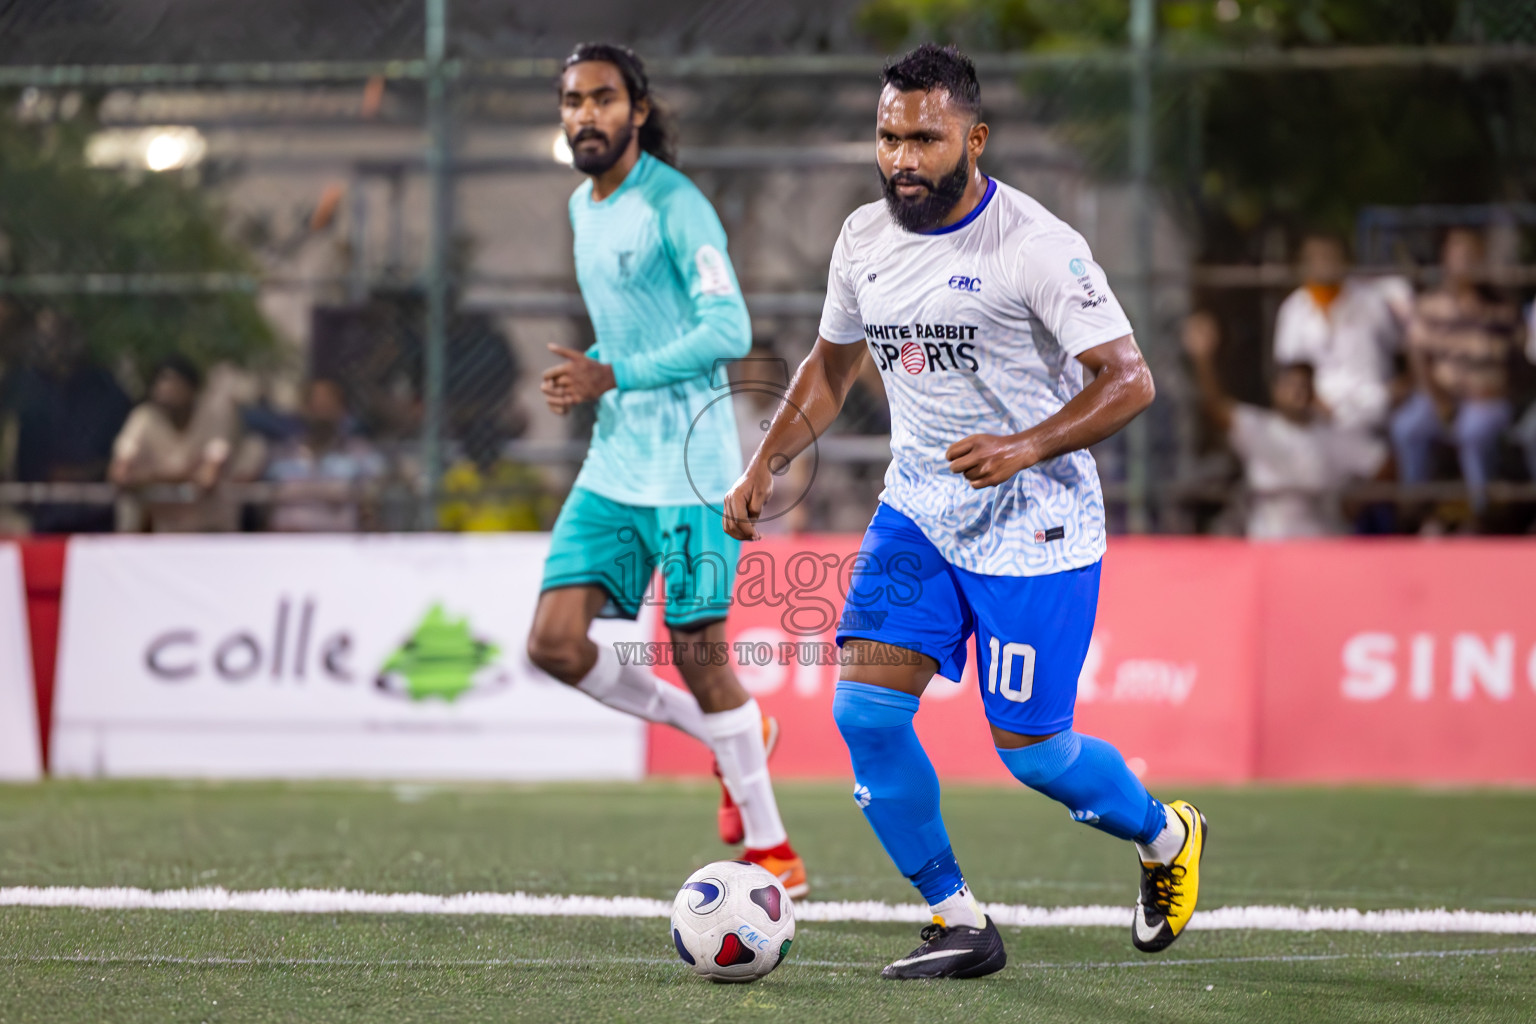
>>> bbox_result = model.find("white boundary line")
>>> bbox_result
[4,886,1536,934]
[5,947,1536,972]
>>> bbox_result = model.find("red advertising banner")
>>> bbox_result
[646,537,1261,783]
[1076,540,1259,783]
[22,533,1535,784]
[1257,541,1536,783]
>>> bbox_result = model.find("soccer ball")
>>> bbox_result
[670,860,796,983]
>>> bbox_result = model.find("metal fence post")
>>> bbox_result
[1126,0,1155,534]
[420,0,451,529]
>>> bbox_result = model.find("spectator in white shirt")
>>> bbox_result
[1272,234,1411,432]
[1185,311,1387,539]
[109,356,265,532]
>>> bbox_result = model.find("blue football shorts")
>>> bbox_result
[834,501,1101,736]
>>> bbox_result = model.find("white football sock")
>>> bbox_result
[1135,802,1188,865]
[575,644,710,744]
[703,698,788,851]
[929,885,984,930]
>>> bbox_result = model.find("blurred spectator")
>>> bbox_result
[264,378,385,532]
[1517,305,1536,482]
[1390,228,1522,514]
[0,310,131,533]
[436,319,548,532]
[1272,233,1411,431]
[437,432,548,532]
[1185,311,1386,539]
[109,355,264,532]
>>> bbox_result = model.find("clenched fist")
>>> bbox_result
[722,461,775,541]
[541,344,616,414]
[945,433,1038,490]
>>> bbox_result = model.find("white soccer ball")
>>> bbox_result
[670,860,796,983]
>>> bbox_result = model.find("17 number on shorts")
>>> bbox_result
[986,637,1036,703]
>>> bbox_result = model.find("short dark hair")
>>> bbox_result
[151,353,202,390]
[882,43,981,121]
[563,42,677,166]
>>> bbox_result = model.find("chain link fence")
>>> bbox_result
[3,1,1536,536]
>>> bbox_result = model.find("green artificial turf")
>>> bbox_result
[2,780,1534,1022]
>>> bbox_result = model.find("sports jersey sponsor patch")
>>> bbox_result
[867,338,980,374]
[694,244,735,296]
[1072,259,1108,309]
[1035,526,1066,544]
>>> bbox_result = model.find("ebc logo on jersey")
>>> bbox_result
[947,275,981,292]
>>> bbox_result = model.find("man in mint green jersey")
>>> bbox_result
[527,43,806,895]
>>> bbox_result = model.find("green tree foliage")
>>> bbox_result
[0,107,274,379]
[854,1,1536,261]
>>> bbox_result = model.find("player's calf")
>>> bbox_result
[834,679,1006,976]
[716,714,779,846]
[995,730,1168,843]
[995,730,1205,952]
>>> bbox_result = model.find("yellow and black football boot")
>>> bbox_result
[1132,799,1207,953]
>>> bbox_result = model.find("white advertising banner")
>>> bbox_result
[0,543,42,781]
[53,535,649,780]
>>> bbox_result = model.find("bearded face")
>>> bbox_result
[567,120,635,177]
[879,148,971,234]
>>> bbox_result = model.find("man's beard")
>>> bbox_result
[880,151,971,233]
[569,122,634,176]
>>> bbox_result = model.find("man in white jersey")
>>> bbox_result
[724,44,1206,979]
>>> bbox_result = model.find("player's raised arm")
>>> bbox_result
[723,336,867,540]
[1180,311,1235,435]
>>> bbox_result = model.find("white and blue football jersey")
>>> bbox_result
[818,177,1134,577]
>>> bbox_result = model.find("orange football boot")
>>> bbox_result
[744,841,809,900]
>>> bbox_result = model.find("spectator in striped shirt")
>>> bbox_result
[1389,228,1523,516]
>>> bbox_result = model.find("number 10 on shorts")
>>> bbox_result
[986,637,1036,703]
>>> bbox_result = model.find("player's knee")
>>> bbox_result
[832,681,920,752]
[526,630,585,684]
[995,729,1080,789]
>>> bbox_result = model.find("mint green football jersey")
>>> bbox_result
[568,152,751,506]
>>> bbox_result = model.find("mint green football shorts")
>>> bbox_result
[540,486,739,630]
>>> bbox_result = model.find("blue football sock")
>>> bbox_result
[996,731,1165,844]
[833,680,965,903]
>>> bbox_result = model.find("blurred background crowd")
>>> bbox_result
[4,0,1536,541]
